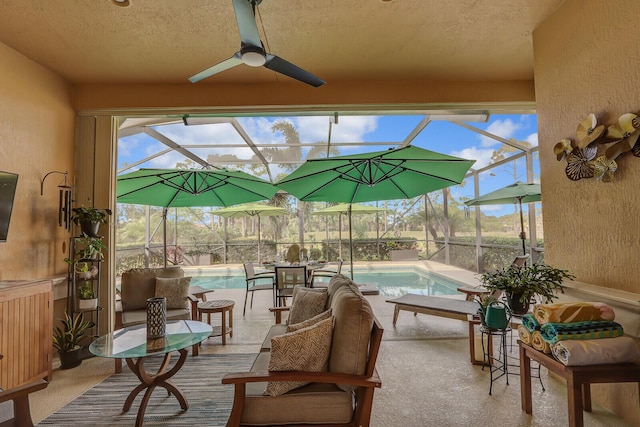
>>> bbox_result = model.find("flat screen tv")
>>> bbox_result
[0,171,19,242]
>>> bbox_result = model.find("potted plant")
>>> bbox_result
[77,282,98,310]
[52,311,94,369]
[479,262,575,315]
[70,205,112,237]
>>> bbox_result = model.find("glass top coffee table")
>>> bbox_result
[90,320,212,427]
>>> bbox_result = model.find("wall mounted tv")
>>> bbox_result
[0,171,19,242]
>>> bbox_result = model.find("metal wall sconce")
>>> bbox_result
[40,171,73,231]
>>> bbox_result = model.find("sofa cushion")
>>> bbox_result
[287,308,333,333]
[155,276,191,309]
[121,267,184,311]
[326,274,374,392]
[288,286,328,325]
[265,316,333,396]
[242,352,354,425]
[260,324,287,352]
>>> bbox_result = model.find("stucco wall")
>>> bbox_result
[534,0,640,293]
[534,1,640,424]
[0,42,75,281]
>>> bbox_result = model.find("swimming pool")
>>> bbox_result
[187,266,462,297]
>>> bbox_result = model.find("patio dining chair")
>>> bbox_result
[243,262,275,315]
[274,265,308,306]
[310,258,343,288]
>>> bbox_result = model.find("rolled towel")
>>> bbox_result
[518,324,532,345]
[540,320,624,345]
[531,330,552,354]
[533,302,615,325]
[521,313,540,332]
[551,336,640,366]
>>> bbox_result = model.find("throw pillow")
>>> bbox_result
[288,286,328,325]
[264,316,333,396]
[155,276,191,309]
[287,308,333,333]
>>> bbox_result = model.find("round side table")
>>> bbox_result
[198,299,235,345]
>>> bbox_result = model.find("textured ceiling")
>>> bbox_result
[0,0,564,86]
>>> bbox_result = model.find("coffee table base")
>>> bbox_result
[124,348,189,427]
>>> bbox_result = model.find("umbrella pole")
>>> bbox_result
[162,207,168,268]
[518,198,526,256]
[257,216,261,263]
[338,216,343,259]
[348,205,354,279]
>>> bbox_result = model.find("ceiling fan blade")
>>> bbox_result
[188,52,243,83]
[233,0,262,48]
[264,54,326,87]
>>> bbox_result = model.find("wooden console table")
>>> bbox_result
[518,340,640,427]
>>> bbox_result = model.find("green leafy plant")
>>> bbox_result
[479,262,574,306]
[70,206,112,226]
[77,282,96,299]
[65,237,108,265]
[52,311,94,353]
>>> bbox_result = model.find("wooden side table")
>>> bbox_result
[519,340,640,427]
[198,299,235,345]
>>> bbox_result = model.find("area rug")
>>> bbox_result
[38,353,256,426]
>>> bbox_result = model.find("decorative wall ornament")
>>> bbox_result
[554,111,640,182]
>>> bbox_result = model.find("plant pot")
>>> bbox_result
[59,348,83,370]
[80,220,100,237]
[506,292,530,315]
[78,298,98,310]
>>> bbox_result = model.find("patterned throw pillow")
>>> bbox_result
[288,286,328,325]
[287,309,333,333]
[155,276,191,309]
[264,316,333,396]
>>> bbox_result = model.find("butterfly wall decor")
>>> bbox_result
[554,111,640,182]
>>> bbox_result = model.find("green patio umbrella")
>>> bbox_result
[311,203,384,261]
[117,168,278,266]
[464,181,541,255]
[117,168,278,207]
[277,146,475,275]
[212,203,288,263]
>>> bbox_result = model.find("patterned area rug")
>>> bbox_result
[38,353,256,426]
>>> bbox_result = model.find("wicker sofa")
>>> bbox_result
[222,274,383,427]
[114,267,199,373]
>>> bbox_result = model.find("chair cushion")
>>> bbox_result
[265,317,333,396]
[243,352,354,425]
[155,276,191,309]
[120,267,184,311]
[121,308,191,328]
[288,286,328,325]
[327,274,374,392]
[287,309,332,333]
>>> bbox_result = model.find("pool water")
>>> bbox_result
[188,267,461,297]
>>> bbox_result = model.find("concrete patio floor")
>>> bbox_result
[31,262,632,426]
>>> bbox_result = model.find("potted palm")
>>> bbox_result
[70,205,112,237]
[479,262,574,315]
[52,311,94,369]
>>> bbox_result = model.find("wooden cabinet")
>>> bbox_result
[0,280,53,390]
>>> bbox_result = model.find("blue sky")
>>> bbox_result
[117,113,539,217]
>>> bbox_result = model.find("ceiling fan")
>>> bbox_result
[189,0,325,87]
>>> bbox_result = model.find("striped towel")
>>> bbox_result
[521,313,540,332]
[518,324,532,345]
[540,320,624,345]
[531,330,552,353]
[533,302,615,325]
[551,336,640,366]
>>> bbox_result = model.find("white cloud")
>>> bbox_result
[451,146,494,169]
[526,132,538,147]
[480,119,521,147]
